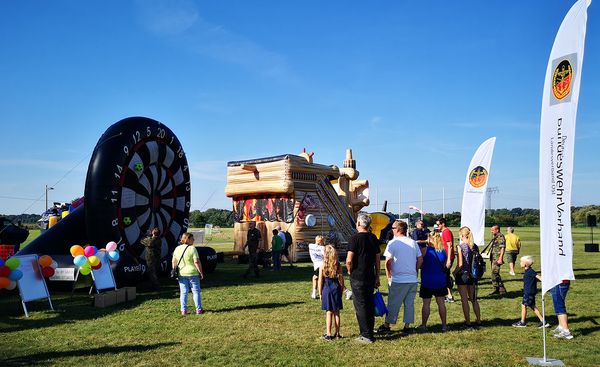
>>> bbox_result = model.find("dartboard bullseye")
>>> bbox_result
[84,117,191,263]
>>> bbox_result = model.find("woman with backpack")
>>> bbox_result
[455,226,481,328]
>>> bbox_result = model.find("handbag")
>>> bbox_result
[171,245,190,279]
[373,289,388,317]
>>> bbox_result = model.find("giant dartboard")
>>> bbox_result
[84,117,191,259]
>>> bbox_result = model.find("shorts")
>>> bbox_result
[551,282,570,315]
[419,286,447,299]
[313,267,320,277]
[522,294,536,307]
[506,251,519,264]
[282,247,290,256]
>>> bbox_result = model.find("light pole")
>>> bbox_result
[45,185,54,211]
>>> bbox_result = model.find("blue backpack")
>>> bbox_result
[470,244,486,281]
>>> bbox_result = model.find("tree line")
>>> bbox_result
[3,205,599,229]
[405,205,600,228]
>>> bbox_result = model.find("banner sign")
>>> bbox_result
[540,0,591,295]
[460,137,496,248]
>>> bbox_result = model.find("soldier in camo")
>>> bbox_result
[489,225,507,296]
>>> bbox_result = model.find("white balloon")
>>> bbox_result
[50,260,58,269]
[305,214,317,227]
[7,280,17,290]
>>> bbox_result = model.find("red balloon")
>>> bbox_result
[0,277,10,289]
[0,266,10,277]
[92,262,102,270]
[42,267,55,278]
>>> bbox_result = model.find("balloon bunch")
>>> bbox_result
[70,242,120,276]
[38,255,57,278]
[0,257,23,290]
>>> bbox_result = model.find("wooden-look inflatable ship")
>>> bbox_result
[225,149,370,261]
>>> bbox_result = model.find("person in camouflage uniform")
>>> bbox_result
[142,227,162,290]
[489,225,507,296]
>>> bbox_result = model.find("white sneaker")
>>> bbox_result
[554,329,573,340]
[552,326,565,335]
[509,271,516,276]
[345,289,353,300]
[311,289,317,299]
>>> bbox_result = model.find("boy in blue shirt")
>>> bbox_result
[512,256,550,328]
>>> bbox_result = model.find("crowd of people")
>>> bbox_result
[308,214,574,343]
[165,214,574,343]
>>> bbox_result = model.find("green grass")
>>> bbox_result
[1,227,599,366]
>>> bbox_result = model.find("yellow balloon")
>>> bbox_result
[88,256,100,267]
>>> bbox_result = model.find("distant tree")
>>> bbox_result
[572,205,600,226]
[188,208,234,228]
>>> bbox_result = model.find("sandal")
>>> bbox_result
[335,332,343,339]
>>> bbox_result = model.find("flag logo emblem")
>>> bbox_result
[552,60,573,100]
[469,166,488,188]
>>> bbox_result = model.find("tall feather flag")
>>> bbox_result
[460,137,496,248]
[539,0,591,295]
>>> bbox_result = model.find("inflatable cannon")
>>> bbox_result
[18,117,217,285]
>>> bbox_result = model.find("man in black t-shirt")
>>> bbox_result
[346,213,381,343]
[243,221,262,278]
[411,220,430,249]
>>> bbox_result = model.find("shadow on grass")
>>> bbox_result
[210,300,305,313]
[477,290,522,300]
[3,342,179,366]
[570,314,600,336]
[569,272,600,280]
[0,294,142,334]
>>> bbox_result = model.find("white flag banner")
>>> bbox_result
[540,0,591,295]
[460,137,496,248]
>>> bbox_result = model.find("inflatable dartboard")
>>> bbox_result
[84,117,191,259]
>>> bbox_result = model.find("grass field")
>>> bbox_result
[2,227,600,366]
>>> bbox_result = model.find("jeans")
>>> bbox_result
[272,250,281,270]
[385,282,417,325]
[179,275,202,312]
[551,282,570,315]
[351,279,375,340]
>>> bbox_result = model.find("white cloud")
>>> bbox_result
[134,0,296,82]
[134,0,199,35]
[189,160,227,182]
[370,116,382,126]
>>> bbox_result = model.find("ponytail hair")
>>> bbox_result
[459,226,474,249]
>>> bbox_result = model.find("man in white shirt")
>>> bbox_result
[376,220,423,333]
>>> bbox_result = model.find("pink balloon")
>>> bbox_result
[84,246,97,257]
[106,241,118,252]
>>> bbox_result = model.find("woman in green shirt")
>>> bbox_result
[172,233,205,315]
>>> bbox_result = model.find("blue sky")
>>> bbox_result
[0,0,598,216]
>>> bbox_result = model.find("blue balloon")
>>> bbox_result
[73,255,88,267]
[0,258,4,267]
[108,251,120,262]
[9,269,23,281]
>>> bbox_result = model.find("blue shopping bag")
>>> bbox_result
[373,289,388,317]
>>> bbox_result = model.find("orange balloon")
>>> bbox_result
[70,245,84,257]
[0,277,10,289]
[39,255,53,268]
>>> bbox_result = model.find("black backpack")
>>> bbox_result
[284,231,293,249]
[470,244,486,281]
